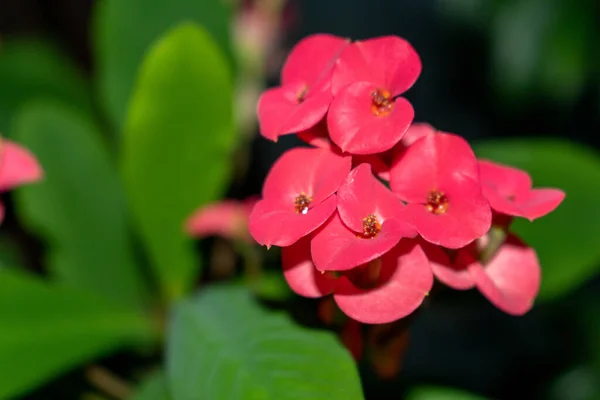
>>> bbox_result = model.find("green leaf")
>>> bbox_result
[407,386,487,400]
[0,269,154,399]
[13,101,148,309]
[93,0,233,128]
[166,285,364,400]
[474,138,600,300]
[121,23,236,301]
[0,38,92,136]
[132,371,172,400]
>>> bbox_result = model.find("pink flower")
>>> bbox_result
[311,164,416,271]
[185,197,259,242]
[257,34,349,141]
[426,234,541,315]
[354,122,435,181]
[0,139,43,223]
[327,36,421,154]
[478,159,565,221]
[390,132,492,249]
[248,147,351,247]
[283,237,433,324]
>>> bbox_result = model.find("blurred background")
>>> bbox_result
[0,0,599,399]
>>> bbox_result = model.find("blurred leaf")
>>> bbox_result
[93,0,233,128]
[132,371,171,400]
[0,234,26,269]
[166,285,364,400]
[248,271,292,301]
[549,366,600,400]
[121,23,235,301]
[407,386,487,400]
[0,269,153,400]
[474,138,600,300]
[0,38,92,136]
[13,101,148,309]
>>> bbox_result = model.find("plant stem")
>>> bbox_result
[479,225,508,264]
[85,365,132,400]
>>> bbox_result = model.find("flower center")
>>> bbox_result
[425,191,449,215]
[294,193,312,214]
[296,84,308,103]
[362,214,381,239]
[344,259,382,289]
[371,89,394,117]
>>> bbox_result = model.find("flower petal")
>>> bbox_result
[328,82,414,154]
[0,140,43,192]
[467,234,541,315]
[337,163,414,232]
[257,85,332,141]
[333,240,433,324]
[420,240,475,289]
[248,195,337,247]
[262,147,351,205]
[410,178,491,249]
[311,213,407,271]
[297,119,335,150]
[478,159,532,199]
[332,36,421,96]
[282,236,335,297]
[185,199,256,241]
[281,34,349,86]
[517,188,565,221]
[390,132,479,202]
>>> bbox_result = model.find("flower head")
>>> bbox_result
[311,164,416,271]
[327,36,421,154]
[427,233,540,315]
[0,139,43,223]
[257,34,349,141]
[284,237,432,324]
[185,197,259,242]
[478,159,565,221]
[390,132,491,248]
[248,147,351,247]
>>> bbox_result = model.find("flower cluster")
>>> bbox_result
[250,34,565,324]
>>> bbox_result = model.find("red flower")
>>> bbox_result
[426,234,541,315]
[0,139,43,223]
[354,122,435,181]
[248,147,351,247]
[257,34,349,141]
[327,36,421,154]
[478,159,565,221]
[390,132,491,249]
[283,237,433,324]
[311,164,416,271]
[185,197,259,242]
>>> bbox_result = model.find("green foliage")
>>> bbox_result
[0,269,153,400]
[93,0,234,128]
[132,371,172,400]
[121,23,236,301]
[474,138,600,300]
[166,285,364,400]
[0,38,92,136]
[13,101,148,309]
[407,386,487,400]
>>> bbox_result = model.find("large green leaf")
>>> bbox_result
[121,23,236,300]
[474,138,600,300]
[407,386,487,400]
[0,269,153,400]
[132,371,171,400]
[93,0,233,128]
[0,38,92,136]
[166,285,364,400]
[13,101,148,309]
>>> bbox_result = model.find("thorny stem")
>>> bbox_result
[85,365,132,400]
